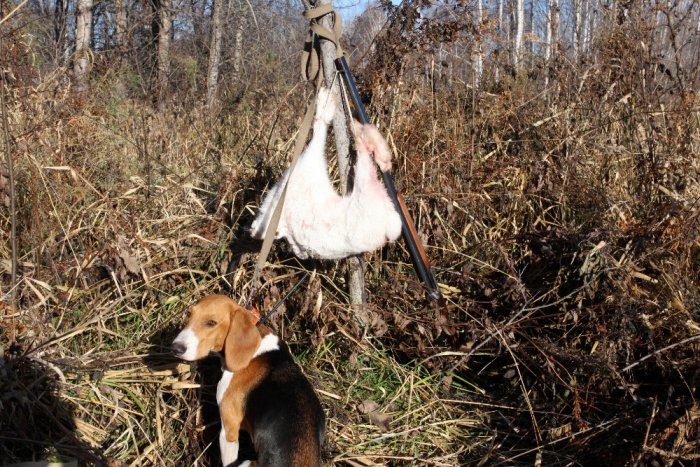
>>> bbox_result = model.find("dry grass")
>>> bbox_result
[2,15,700,467]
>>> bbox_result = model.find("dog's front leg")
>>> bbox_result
[219,396,245,467]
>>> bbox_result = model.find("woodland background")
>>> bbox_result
[0,0,699,465]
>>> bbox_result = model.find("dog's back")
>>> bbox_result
[244,343,325,466]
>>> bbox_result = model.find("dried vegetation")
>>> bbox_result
[1,2,699,466]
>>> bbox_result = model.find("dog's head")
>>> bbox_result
[171,294,261,372]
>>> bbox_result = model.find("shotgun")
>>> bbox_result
[335,56,442,302]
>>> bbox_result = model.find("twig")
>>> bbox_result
[622,334,700,372]
[0,0,30,25]
[633,398,658,466]
[643,446,700,462]
[497,418,620,464]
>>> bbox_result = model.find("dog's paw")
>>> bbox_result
[219,432,239,466]
[315,87,337,124]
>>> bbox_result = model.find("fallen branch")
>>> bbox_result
[622,334,700,372]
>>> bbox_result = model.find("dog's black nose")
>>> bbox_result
[171,342,185,357]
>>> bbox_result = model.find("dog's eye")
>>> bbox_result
[204,320,217,327]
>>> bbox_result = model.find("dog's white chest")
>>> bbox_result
[217,370,234,405]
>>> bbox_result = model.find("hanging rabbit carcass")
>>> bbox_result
[250,87,402,260]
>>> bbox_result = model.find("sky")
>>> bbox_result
[333,0,401,24]
[334,0,373,23]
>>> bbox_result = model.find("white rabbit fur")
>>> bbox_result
[250,87,402,259]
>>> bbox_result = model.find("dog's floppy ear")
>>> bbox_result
[224,304,261,372]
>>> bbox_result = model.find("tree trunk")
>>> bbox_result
[514,0,524,70]
[495,0,503,82]
[309,0,367,312]
[473,0,483,88]
[73,0,93,92]
[573,0,582,57]
[231,0,246,81]
[545,0,558,87]
[206,0,225,110]
[115,0,127,52]
[586,0,597,53]
[156,0,172,110]
[581,0,590,54]
[529,0,535,56]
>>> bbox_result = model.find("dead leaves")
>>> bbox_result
[114,235,141,280]
[434,302,456,337]
[644,403,700,465]
[357,399,394,432]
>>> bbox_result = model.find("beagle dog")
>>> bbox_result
[171,294,325,466]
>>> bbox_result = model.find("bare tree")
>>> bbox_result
[573,0,583,57]
[155,0,172,110]
[73,0,93,91]
[116,0,127,52]
[529,0,536,56]
[473,0,483,87]
[545,0,559,87]
[514,0,524,69]
[581,0,590,53]
[347,4,385,70]
[585,0,598,52]
[495,0,504,82]
[207,0,226,109]
[231,0,247,81]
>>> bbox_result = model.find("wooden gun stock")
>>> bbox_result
[396,192,430,269]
